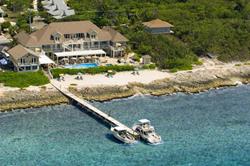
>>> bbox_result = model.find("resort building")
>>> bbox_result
[143,19,174,34]
[42,0,75,19]
[8,44,40,72]
[8,20,128,71]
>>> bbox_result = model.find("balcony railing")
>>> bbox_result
[18,62,39,66]
[42,48,64,52]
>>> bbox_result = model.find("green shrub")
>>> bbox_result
[194,60,203,66]
[1,21,11,30]
[244,62,250,66]
[169,68,178,73]
[132,53,141,62]
[51,65,135,78]
[142,64,156,70]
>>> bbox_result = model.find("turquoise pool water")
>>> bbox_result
[65,63,98,69]
[0,85,250,165]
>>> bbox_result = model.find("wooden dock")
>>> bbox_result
[51,82,138,137]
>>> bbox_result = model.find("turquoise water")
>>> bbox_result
[0,85,250,165]
[65,63,98,69]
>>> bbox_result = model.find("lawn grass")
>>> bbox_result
[0,70,50,88]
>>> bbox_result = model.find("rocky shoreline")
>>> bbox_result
[1,64,250,111]
[0,90,68,112]
[69,64,250,101]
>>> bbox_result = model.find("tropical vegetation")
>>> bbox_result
[66,0,250,64]
[2,0,250,70]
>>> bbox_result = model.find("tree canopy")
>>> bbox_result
[5,0,250,69]
[67,0,250,67]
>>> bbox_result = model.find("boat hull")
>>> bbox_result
[111,127,137,144]
[132,125,162,144]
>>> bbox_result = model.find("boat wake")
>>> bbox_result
[147,140,164,146]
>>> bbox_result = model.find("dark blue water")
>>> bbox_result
[0,86,250,166]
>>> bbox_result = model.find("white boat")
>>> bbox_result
[132,119,162,144]
[111,126,137,144]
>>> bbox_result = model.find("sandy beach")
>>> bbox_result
[52,58,238,89]
[1,58,250,110]
[53,70,173,89]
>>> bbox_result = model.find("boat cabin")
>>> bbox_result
[138,119,151,125]
[113,126,127,133]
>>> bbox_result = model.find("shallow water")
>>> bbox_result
[0,86,250,165]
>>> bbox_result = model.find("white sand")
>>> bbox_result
[54,58,241,89]
[54,70,173,89]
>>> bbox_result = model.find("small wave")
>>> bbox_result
[147,140,164,146]
[101,94,144,103]
[122,141,139,147]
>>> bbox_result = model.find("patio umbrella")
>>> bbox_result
[61,58,69,61]
[79,57,85,60]
[92,55,98,59]
[0,58,7,65]
[119,58,125,63]
[107,70,113,73]
[99,57,108,63]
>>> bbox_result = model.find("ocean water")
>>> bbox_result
[0,85,250,166]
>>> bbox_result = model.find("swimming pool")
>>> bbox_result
[65,63,98,69]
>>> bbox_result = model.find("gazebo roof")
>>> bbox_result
[142,55,152,59]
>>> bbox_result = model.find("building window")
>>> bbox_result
[51,33,61,41]
[80,33,85,38]
[94,42,99,47]
[20,58,26,64]
[32,66,38,70]
[42,45,50,50]
[32,57,37,64]
[55,36,60,41]
[70,34,77,39]
[101,41,108,45]
[64,34,70,39]
[26,66,31,71]
[76,33,82,38]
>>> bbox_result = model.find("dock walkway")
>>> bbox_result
[51,81,138,136]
